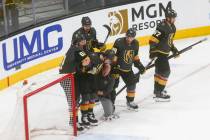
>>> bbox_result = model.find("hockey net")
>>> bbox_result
[3,74,77,140]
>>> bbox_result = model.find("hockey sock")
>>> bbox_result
[80,103,89,115]
[126,92,135,102]
[88,101,95,113]
[154,74,168,93]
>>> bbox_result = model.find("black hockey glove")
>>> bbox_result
[149,53,157,59]
[171,47,180,58]
[92,40,104,49]
[134,73,140,83]
[98,42,105,47]
[134,61,146,75]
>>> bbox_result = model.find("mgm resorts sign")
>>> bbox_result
[108,1,173,36]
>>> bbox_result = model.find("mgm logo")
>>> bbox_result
[108,9,128,36]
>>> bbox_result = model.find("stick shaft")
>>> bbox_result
[116,38,208,96]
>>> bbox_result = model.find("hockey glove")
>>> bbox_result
[149,53,157,59]
[134,73,140,83]
[134,61,146,75]
[171,47,180,58]
[92,40,104,49]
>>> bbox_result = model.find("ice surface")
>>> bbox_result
[1,36,210,140]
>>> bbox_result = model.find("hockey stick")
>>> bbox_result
[116,38,208,96]
[103,24,111,45]
[146,37,208,69]
[98,25,111,52]
[116,58,156,96]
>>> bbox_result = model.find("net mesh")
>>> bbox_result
[2,74,76,140]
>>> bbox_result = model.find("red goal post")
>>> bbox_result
[23,74,77,140]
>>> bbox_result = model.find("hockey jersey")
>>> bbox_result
[113,37,139,72]
[149,20,177,56]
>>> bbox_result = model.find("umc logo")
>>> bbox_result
[108,9,128,36]
[2,24,63,71]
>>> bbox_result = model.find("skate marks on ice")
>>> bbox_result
[116,62,210,108]
[79,63,210,137]
[167,63,210,88]
[149,63,210,104]
[75,133,149,140]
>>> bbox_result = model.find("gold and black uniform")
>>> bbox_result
[72,27,103,52]
[113,37,139,72]
[113,37,145,102]
[75,51,103,120]
[149,20,179,94]
[150,20,177,57]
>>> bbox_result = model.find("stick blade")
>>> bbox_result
[103,24,111,33]
[201,37,208,42]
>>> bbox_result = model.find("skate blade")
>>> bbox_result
[77,127,90,135]
[103,115,120,121]
[78,130,86,135]
[83,125,91,129]
[154,98,171,102]
[112,114,120,119]
[127,107,139,112]
[104,117,113,121]
[90,122,98,126]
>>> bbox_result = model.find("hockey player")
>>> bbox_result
[72,16,104,52]
[95,49,119,120]
[149,9,179,101]
[60,34,87,73]
[72,16,104,120]
[59,34,87,131]
[74,50,110,127]
[112,28,146,110]
[74,50,93,128]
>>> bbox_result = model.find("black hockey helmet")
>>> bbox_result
[126,28,136,38]
[81,16,92,26]
[76,34,86,43]
[165,9,177,18]
[75,50,88,63]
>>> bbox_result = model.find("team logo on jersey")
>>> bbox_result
[108,9,128,36]
[123,50,135,64]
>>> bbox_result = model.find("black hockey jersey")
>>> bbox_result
[59,44,83,74]
[72,27,97,52]
[75,52,103,75]
[113,37,139,72]
[149,20,176,56]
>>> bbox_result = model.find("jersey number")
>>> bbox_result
[79,51,86,57]
[154,30,161,38]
